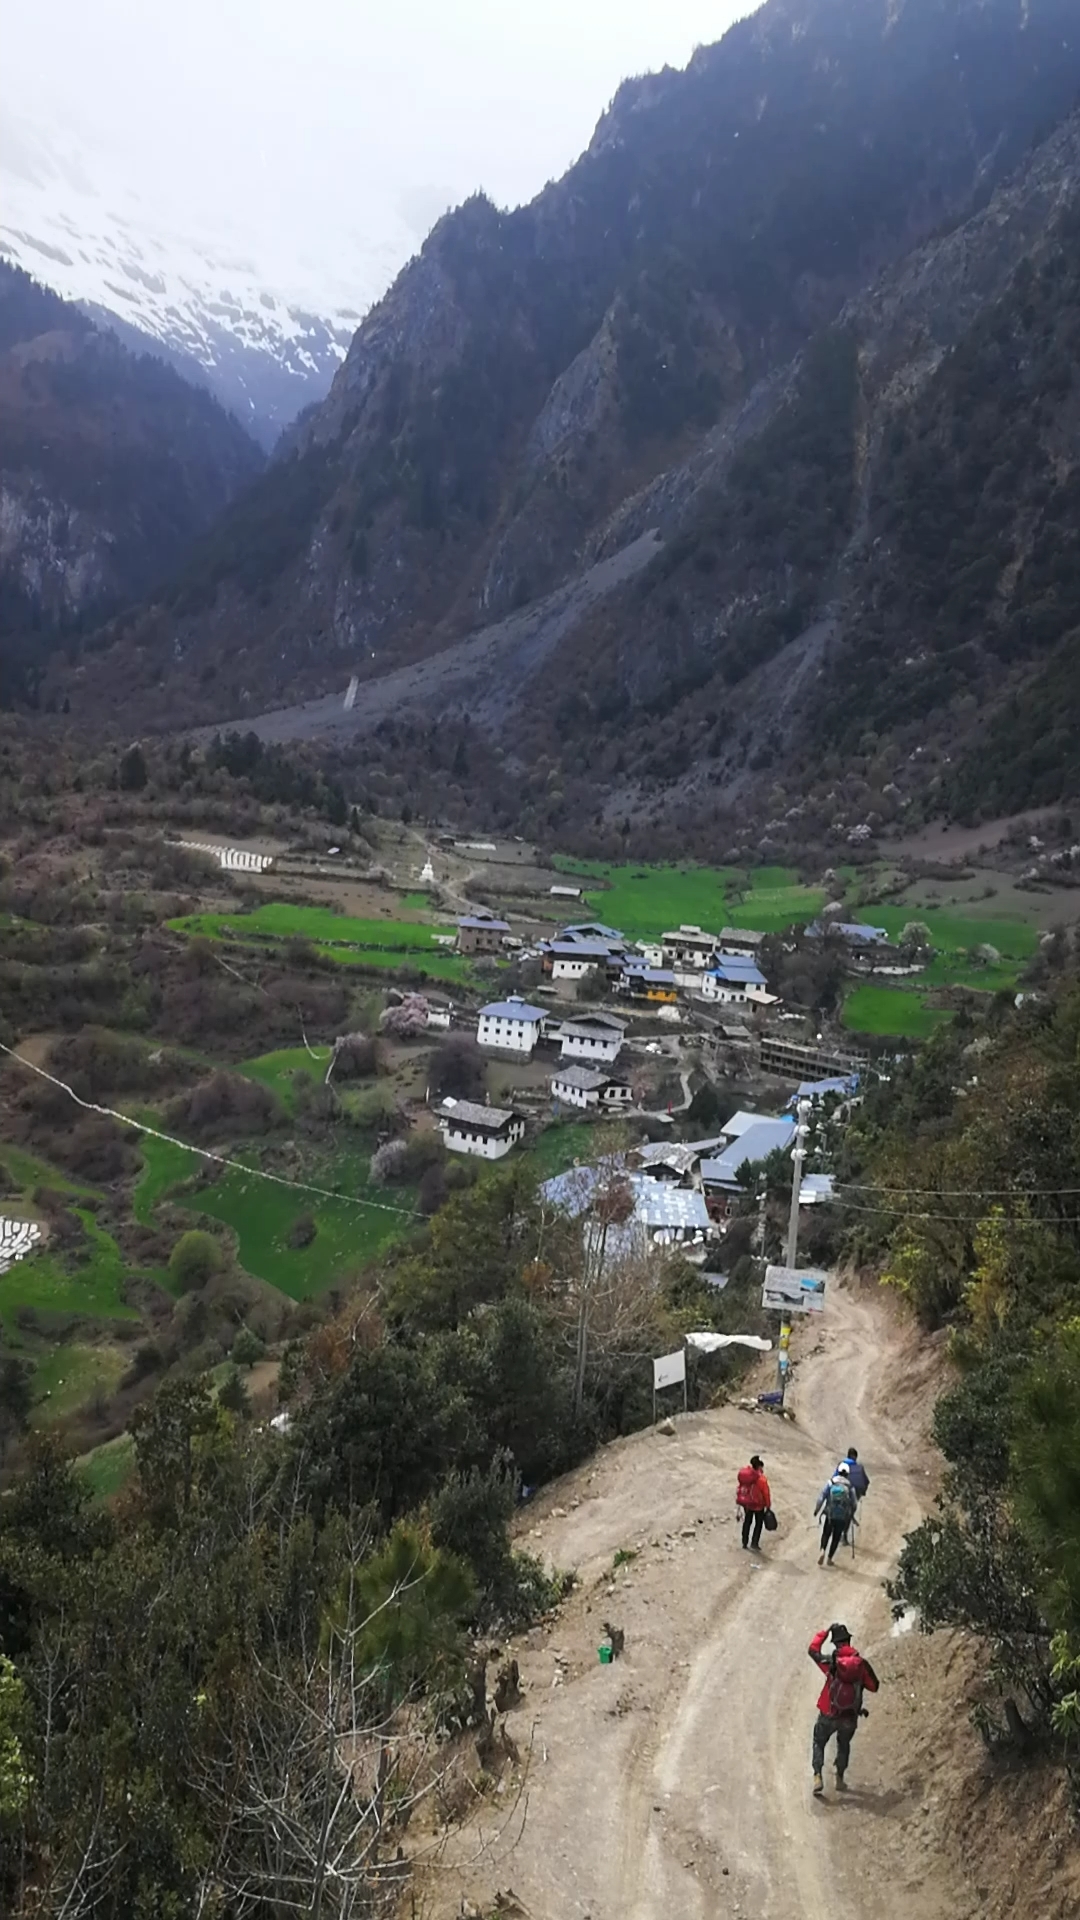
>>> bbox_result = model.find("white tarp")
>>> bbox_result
[685,1332,773,1354]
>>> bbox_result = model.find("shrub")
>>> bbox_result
[370,1139,410,1186]
[168,1230,223,1292]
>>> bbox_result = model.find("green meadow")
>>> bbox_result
[168,901,472,984]
[553,860,824,941]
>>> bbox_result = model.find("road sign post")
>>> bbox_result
[652,1347,688,1424]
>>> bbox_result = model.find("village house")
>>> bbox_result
[549,883,582,901]
[559,1012,626,1063]
[715,927,767,957]
[550,1064,633,1110]
[541,1165,715,1261]
[699,1116,796,1208]
[476,996,547,1055]
[436,1098,525,1159]
[698,956,767,1004]
[661,925,719,971]
[541,938,621,982]
[618,966,679,1004]
[456,914,510,956]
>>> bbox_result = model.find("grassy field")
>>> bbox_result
[133,1131,200,1226]
[553,859,825,940]
[842,984,952,1040]
[240,1045,332,1110]
[169,902,473,984]
[852,901,1038,964]
[723,867,827,932]
[175,1143,417,1299]
[31,1343,127,1425]
[170,902,447,949]
[0,1208,138,1333]
[78,1433,136,1502]
[524,1121,598,1179]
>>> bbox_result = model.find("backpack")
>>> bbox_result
[827,1479,854,1524]
[827,1647,865,1718]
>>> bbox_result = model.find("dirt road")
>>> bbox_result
[440,1281,974,1919]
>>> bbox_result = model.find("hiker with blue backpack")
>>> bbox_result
[836,1446,869,1543]
[814,1464,856,1566]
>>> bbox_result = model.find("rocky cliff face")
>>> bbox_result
[0,261,263,702]
[59,0,1080,832]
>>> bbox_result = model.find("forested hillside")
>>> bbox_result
[837,960,1080,1792]
[0,261,263,707]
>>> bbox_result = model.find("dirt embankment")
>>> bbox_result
[424,1281,1079,1920]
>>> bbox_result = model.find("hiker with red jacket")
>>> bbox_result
[735,1453,772,1551]
[808,1622,880,1795]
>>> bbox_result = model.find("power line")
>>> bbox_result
[836,1180,1080,1198]
[0,1044,417,1221]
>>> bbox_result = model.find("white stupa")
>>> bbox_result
[419,859,435,885]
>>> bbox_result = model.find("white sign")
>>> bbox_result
[653,1348,687,1391]
[762,1265,827,1315]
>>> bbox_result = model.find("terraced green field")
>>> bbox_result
[553,860,824,941]
[168,902,473,983]
[31,1343,127,1425]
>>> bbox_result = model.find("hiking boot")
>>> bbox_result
[835,1773,848,1792]
[813,1772,824,1797]
[817,1549,825,1566]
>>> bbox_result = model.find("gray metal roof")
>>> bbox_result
[459,915,510,931]
[438,1099,520,1130]
[631,1181,711,1231]
[552,1065,615,1091]
[562,1012,626,1035]
[716,927,766,946]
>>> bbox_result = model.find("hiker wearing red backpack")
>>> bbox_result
[808,1622,880,1795]
[735,1454,772,1551]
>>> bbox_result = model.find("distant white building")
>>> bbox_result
[699,958,766,1004]
[477,996,547,1055]
[437,1098,525,1160]
[559,1013,626,1063]
[418,859,435,885]
[551,1064,633,1111]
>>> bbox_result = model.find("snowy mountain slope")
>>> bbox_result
[0,106,418,446]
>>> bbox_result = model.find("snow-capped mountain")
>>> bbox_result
[0,106,421,447]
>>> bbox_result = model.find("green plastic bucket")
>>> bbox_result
[598,1644,613,1665]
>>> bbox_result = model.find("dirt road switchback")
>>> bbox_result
[438,1280,975,1920]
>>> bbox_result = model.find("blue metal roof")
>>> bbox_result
[479,1000,547,1022]
[700,1118,796,1189]
[459,915,509,930]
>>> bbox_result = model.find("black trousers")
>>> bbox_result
[741,1507,765,1548]
[813,1711,856,1774]
[820,1517,846,1561]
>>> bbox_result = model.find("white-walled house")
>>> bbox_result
[559,1013,626,1063]
[476,996,547,1055]
[661,925,718,970]
[436,1098,525,1159]
[699,959,766,1004]
[551,1064,633,1110]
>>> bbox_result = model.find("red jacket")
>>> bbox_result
[736,1465,771,1511]
[808,1628,879,1718]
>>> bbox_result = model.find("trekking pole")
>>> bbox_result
[850,1512,859,1562]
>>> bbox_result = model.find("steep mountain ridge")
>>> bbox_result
[0,106,385,444]
[55,0,1080,839]
[0,261,264,705]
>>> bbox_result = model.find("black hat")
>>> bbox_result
[830,1622,851,1645]
[750,1454,765,1469]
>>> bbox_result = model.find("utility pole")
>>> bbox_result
[785,1097,813,1272]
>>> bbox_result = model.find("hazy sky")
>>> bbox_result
[5,1,753,296]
